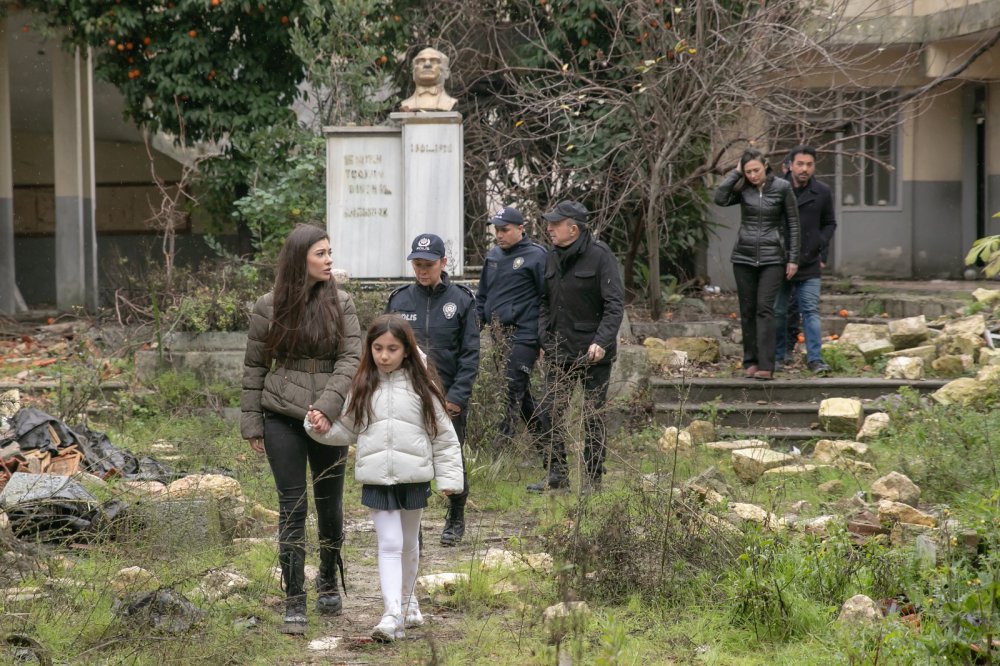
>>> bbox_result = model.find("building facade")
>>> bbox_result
[708,0,1000,288]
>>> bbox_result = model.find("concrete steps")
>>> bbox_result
[649,377,948,443]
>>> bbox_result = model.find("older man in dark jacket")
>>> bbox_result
[528,200,624,493]
[776,145,837,374]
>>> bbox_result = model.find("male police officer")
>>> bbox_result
[530,200,624,493]
[386,234,480,545]
[476,206,548,445]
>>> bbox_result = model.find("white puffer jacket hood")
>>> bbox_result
[305,369,464,493]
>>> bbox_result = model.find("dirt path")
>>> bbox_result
[279,505,532,665]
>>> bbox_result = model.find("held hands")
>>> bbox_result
[248,438,264,454]
[786,263,798,280]
[306,406,332,434]
[445,401,462,418]
[587,343,606,363]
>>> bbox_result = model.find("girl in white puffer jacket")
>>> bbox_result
[305,314,464,642]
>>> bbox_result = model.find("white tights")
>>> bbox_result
[370,508,422,618]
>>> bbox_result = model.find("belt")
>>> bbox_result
[277,358,336,373]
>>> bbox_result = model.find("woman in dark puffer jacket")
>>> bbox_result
[714,149,800,380]
[241,223,361,633]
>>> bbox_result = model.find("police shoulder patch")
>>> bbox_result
[513,257,524,269]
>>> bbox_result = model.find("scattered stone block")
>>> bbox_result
[888,315,929,350]
[705,439,768,451]
[308,637,343,652]
[0,389,20,420]
[978,348,1000,366]
[250,504,279,525]
[818,398,864,434]
[110,566,160,596]
[877,500,936,527]
[686,466,733,497]
[166,474,242,500]
[936,332,986,357]
[942,313,987,338]
[0,510,8,531]
[889,522,935,547]
[839,324,890,346]
[763,463,825,476]
[932,377,990,407]
[813,439,871,463]
[195,570,250,602]
[656,337,720,363]
[931,355,968,376]
[659,426,692,452]
[835,459,878,474]
[732,448,795,483]
[543,601,591,642]
[803,515,838,536]
[608,344,651,403]
[883,345,937,363]
[838,595,882,627]
[685,420,715,445]
[971,288,1000,306]
[728,503,786,529]
[857,412,890,441]
[884,356,924,380]
[871,471,920,506]
[417,572,468,594]
[140,498,228,553]
[977,364,1000,383]
[857,339,894,363]
[122,481,167,496]
[818,479,844,494]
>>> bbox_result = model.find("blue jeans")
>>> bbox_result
[775,278,823,364]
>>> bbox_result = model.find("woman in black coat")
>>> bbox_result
[714,149,800,380]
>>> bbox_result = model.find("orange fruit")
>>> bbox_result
[188,29,197,38]
[838,309,849,317]
[108,39,116,47]
[580,38,589,46]
[280,15,289,24]
[143,36,151,45]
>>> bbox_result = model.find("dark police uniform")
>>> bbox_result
[476,235,548,440]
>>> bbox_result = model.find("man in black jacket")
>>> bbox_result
[386,233,480,544]
[775,146,837,374]
[529,200,624,493]
[476,206,548,445]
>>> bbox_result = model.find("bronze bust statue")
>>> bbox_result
[399,48,458,112]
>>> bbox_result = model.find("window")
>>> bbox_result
[768,90,899,207]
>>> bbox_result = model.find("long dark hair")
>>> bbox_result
[346,314,447,437]
[264,223,344,360]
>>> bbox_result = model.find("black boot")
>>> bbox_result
[279,546,307,634]
[440,502,465,546]
[315,542,344,615]
[526,470,569,493]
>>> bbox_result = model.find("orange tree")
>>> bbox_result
[21,0,304,142]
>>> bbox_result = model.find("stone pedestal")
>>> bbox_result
[325,112,464,278]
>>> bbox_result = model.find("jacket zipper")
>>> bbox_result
[386,375,394,483]
[755,188,763,266]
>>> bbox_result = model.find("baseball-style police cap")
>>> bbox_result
[488,206,524,227]
[407,233,446,261]
[542,200,588,225]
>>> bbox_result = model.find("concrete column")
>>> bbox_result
[52,45,86,311]
[0,18,16,314]
[81,47,98,310]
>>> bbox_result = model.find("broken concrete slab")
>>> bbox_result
[888,315,929,350]
[885,356,924,380]
[813,439,871,463]
[732,448,795,483]
[877,499,936,527]
[871,471,921,507]
[857,412,891,441]
[818,398,864,434]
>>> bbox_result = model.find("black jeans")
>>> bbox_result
[534,357,612,480]
[264,411,348,595]
[732,263,785,372]
[498,342,540,439]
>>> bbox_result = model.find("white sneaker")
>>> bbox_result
[404,598,424,628]
[371,614,403,642]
